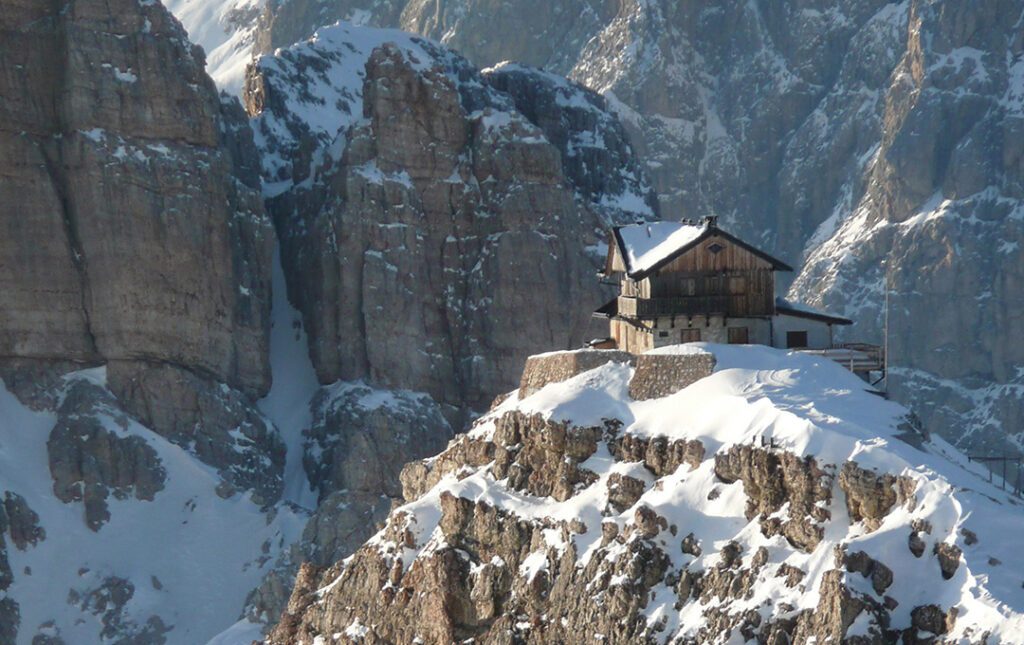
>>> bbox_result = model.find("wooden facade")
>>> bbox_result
[599,218,798,351]
[610,232,779,321]
[595,219,867,373]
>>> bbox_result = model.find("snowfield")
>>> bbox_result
[344,344,1024,642]
[0,372,306,645]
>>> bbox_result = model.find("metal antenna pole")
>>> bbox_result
[883,264,890,394]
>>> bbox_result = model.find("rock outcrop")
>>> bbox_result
[303,381,454,503]
[47,380,167,531]
[267,346,1022,643]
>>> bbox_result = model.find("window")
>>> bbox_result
[786,331,808,349]
[728,276,747,295]
[681,328,701,342]
[658,331,669,338]
[707,242,724,255]
[728,327,749,344]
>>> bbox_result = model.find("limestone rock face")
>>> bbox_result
[0,0,273,397]
[247,25,653,415]
[0,0,283,510]
[304,381,454,503]
[792,0,1024,456]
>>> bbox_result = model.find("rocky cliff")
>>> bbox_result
[268,344,1024,644]
[168,0,1024,479]
[0,0,289,505]
[0,4,661,640]
[0,1,299,642]
[245,22,654,415]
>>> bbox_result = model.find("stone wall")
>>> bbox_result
[628,352,716,401]
[518,349,634,398]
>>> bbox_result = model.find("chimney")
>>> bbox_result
[703,215,718,228]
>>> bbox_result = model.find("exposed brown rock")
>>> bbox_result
[714,445,833,551]
[776,563,805,588]
[303,382,453,503]
[606,473,646,512]
[0,0,272,397]
[838,547,894,595]
[47,381,166,531]
[934,542,962,580]
[491,413,603,502]
[609,433,705,478]
[838,462,916,531]
[256,40,615,419]
[2,492,45,551]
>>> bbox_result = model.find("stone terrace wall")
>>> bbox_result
[518,350,635,398]
[628,352,716,400]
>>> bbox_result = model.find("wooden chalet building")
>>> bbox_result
[594,216,856,354]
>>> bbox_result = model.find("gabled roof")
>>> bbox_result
[611,219,793,278]
[775,297,853,325]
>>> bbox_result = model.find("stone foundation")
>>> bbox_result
[628,351,716,400]
[518,350,635,398]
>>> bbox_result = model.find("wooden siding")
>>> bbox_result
[607,231,627,274]
[653,233,774,273]
[647,269,774,316]
[617,266,774,318]
[610,318,653,353]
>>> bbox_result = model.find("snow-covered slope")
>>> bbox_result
[0,371,305,644]
[269,344,1024,643]
[160,0,264,93]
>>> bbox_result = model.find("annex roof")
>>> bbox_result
[775,297,853,325]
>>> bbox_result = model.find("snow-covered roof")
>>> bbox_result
[775,297,853,325]
[611,219,793,278]
[615,221,708,275]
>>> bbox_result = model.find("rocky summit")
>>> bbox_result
[268,345,1024,644]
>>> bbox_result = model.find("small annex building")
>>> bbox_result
[594,216,853,353]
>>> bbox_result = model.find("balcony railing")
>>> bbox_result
[797,343,885,372]
[617,295,735,318]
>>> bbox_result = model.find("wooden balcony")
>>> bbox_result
[616,295,766,318]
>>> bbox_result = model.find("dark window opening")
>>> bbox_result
[728,327,749,344]
[681,328,701,342]
[707,242,725,255]
[658,331,669,338]
[786,331,808,349]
